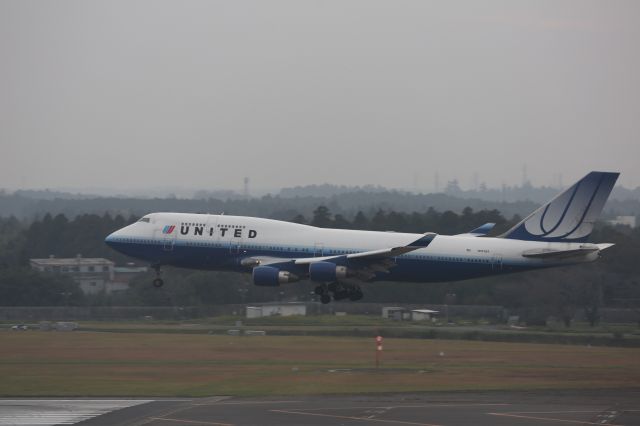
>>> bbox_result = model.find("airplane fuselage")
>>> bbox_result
[106,212,600,283]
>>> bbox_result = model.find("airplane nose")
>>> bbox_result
[104,231,116,247]
[104,229,123,248]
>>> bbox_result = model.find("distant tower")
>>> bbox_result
[243,177,250,199]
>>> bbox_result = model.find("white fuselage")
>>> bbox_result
[105,212,601,283]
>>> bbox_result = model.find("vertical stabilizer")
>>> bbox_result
[501,171,619,242]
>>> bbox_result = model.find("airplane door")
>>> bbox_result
[491,254,503,271]
[230,236,244,254]
[225,225,244,255]
[163,236,174,251]
[314,243,324,257]
[154,225,177,252]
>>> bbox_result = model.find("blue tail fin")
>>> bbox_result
[501,171,619,242]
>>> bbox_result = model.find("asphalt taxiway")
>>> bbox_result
[1,390,638,426]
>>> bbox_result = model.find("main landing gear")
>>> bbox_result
[152,264,164,288]
[314,282,363,304]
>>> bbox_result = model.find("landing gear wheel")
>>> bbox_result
[314,285,324,296]
[333,291,349,301]
[349,289,363,301]
[151,264,164,288]
[320,294,331,304]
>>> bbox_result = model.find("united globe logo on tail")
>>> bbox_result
[502,171,619,242]
[162,225,175,234]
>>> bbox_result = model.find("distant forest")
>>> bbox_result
[0,204,639,324]
[1,185,640,224]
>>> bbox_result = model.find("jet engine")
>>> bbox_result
[252,266,299,286]
[308,261,350,282]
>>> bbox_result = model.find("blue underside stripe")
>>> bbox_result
[106,239,550,283]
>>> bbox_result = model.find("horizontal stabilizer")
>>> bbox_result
[522,247,600,259]
[596,243,615,251]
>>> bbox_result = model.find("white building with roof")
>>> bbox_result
[245,302,307,318]
[30,256,146,295]
[411,309,439,321]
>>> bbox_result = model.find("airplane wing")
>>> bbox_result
[241,233,437,281]
[294,232,436,264]
[455,223,495,237]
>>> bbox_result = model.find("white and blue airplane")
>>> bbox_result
[105,171,619,303]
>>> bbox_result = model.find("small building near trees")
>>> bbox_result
[411,309,439,321]
[30,255,146,295]
[246,302,307,318]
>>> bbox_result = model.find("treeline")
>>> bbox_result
[0,213,135,267]
[298,206,512,235]
[2,189,639,225]
[0,209,639,318]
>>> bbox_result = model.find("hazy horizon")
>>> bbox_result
[4,176,639,200]
[3,1,639,191]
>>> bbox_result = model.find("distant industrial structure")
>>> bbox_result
[30,255,147,295]
[243,176,250,199]
[607,215,636,228]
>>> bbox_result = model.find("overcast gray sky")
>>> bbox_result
[1,0,639,193]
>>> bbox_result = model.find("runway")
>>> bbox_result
[0,399,152,425]
[1,390,638,426]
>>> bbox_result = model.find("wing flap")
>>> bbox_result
[240,256,295,268]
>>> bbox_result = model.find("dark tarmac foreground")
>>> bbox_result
[2,390,639,426]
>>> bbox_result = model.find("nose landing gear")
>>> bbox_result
[151,264,164,288]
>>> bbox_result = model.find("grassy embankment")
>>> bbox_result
[1,329,639,397]
[57,315,640,346]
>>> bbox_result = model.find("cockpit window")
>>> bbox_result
[138,217,151,223]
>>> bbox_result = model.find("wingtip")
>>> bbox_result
[409,233,437,248]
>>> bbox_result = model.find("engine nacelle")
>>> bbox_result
[252,266,299,287]
[309,261,349,282]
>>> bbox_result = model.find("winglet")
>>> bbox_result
[456,223,495,237]
[469,223,495,235]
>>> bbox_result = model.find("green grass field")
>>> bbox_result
[1,330,639,397]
